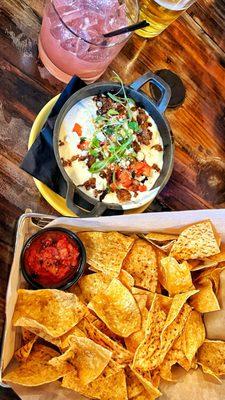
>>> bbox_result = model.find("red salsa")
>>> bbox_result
[23,230,80,287]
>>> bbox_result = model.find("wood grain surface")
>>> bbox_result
[0,0,225,398]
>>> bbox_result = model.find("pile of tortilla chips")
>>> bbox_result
[3,220,225,399]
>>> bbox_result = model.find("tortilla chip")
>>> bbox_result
[134,294,148,311]
[159,359,177,381]
[145,232,178,242]
[133,292,192,373]
[21,328,36,343]
[155,247,167,265]
[157,294,173,311]
[60,326,87,350]
[150,367,161,388]
[190,259,218,272]
[119,269,135,290]
[50,336,112,385]
[77,273,112,303]
[131,287,155,310]
[141,233,176,253]
[198,363,222,383]
[208,251,225,263]
[125,319,147,354]
[62,370,97,397]
[162,290,198,334]
[88,278,141,337]
[15,336,37,362]
[172,335,194,369]
[68,283,86,302]
[198,340,225,377]
[81,319,132,365]
[157,336,190,382]
[189,281,220,313]
[159,257,194,296]
[182,311,205,362]
[125,366,144,398]
[188,260,201,270]
[85,309,99,323]
[157,357,177,382]
[132,369,162,398]
[132,295,167,373]
[160,303,191,361]
[13,289,87,338]
[156,316,199,382]
[101,359,124,376]
[3,344,68,386]
[91,319,124,345]
[22,327,61,347]
[122,239,158,292]
[170,221,220,260]
[125,295,148,353]
[194,266,225,294]
[62,369,128,400]
[132,389,156,400]
[78,231,134,277]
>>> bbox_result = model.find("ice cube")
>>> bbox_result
[51,22,74,42]
[69,17,85,32]
[76,37,90,57]
[102,2,127,32]
[82,27,102,45]
[54,0,78,14]
[49,14,61,28]
[63,10,83,25]
[48,3,61,26]
[50,25,66,40]
[61,33,90,56]
[99,0,120,13]
[60,37,78,52]
[83,11,103,29]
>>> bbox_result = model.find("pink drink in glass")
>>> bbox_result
[38,0,138,83]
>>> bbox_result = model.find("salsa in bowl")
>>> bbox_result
[21,228,86,290]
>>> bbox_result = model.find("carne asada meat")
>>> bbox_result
[83,178,96,190]
[137,130,153,146]
[116,189,131,202]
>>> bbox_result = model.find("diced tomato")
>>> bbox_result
[116,169,133,189]
[138,184,147,192]
[132,162,152,177]
[73,123,82,136]
[110,183,117,191]
[77,140,89,150]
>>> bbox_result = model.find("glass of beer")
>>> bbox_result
[137,0,196,38]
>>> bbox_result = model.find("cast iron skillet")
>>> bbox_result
[53,71,174,217]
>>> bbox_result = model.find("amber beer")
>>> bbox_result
[137,0,194,38]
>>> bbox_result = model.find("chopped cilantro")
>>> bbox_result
[107,109,119,116]
[91,136,100,148]
[128,121,140,132]
[89,149,99,157]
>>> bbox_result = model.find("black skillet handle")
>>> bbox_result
[130,71,171,114]
[66,183,107,218]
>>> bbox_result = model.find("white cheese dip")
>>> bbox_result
[58,96,163,206]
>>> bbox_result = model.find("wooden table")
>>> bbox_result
[0,0,224,398]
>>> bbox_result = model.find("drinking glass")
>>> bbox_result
[137,0,196,38]
[38,0,139,83]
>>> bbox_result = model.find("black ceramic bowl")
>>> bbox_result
[20,227,86,290]
[53,70,174,217]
